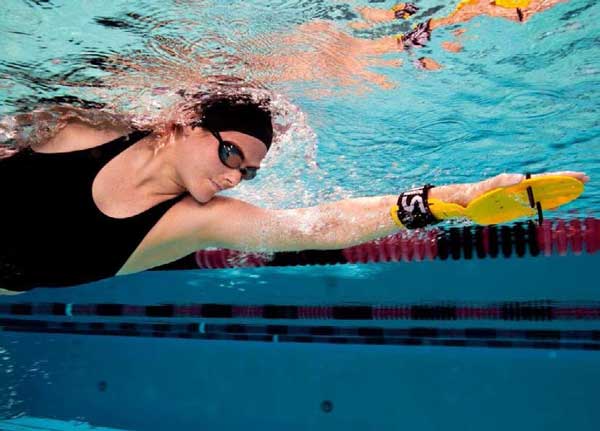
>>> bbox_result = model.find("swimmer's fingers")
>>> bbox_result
[466,171,589,206]
[532,171,590,184]
[444,173,524,207]
[435,171,589,208]
[481,171,590,190]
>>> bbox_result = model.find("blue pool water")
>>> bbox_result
[1,0,600,429]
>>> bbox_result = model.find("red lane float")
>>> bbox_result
[189,218,600,270]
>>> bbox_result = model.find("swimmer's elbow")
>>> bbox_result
[198,197,350,252]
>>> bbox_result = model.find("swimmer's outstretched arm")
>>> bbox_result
[121,171,587,274]
[192,171,588,252]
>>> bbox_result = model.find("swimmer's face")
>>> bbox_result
[175,127,268,203]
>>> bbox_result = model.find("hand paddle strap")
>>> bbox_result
[391,185,439,229]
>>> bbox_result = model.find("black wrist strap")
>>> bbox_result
[396,184,438,229]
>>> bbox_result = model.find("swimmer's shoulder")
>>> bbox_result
[118,195,272,275]
[31,120,130,154]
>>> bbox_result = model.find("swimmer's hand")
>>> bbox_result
[391,170,588,230]
[431,171,589,207]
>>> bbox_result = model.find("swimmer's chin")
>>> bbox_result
[189,189,218,204]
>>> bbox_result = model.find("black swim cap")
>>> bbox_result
[195,94,273,150]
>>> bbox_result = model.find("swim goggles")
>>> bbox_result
[210,129,258,181]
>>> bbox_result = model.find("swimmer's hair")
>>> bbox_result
[191,93,273,150]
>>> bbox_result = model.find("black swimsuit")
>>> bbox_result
[0,131,183,291]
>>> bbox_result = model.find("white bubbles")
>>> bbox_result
[0,115,17,143]
[225,91,324,208]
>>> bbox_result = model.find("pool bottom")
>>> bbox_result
[1,247,599,430]
[1,330,599,431]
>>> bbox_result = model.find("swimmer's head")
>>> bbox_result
[171,93,273,203]
[192,93,273,150]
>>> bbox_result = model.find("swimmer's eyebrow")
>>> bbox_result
[232,145,260,170]
[245,160,261,170]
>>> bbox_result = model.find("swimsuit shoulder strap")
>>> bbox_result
[83,130,151,166]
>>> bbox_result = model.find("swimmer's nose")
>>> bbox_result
[222,170,242,188]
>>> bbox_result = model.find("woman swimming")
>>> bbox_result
[0,93,589,293]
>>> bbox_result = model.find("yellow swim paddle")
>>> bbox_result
[494,0,531,8]
[451,0,531,18]
[429,175,584,225]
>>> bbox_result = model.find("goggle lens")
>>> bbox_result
[213,130,258,181]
